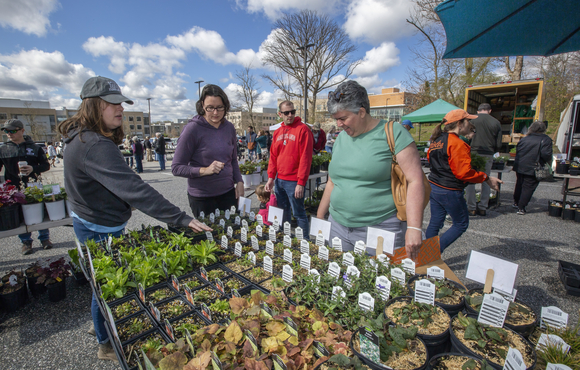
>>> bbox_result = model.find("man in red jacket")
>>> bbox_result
[265,101,313,231]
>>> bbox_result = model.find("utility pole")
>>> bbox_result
[147,98,152,135]
[297,43,314,123]
[194,80,204,97]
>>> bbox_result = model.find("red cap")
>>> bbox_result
[443,109,478,124]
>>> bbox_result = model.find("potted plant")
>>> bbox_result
[37,257,71,302]
[22,186,45,225]
[67,249,87,285]
[471,153,488,172]
[509,147,517,158]
[0,180,24,231]
[492,156,507,170]
[25,261,47,296]
[43,186,67,221]
[0,270,28,312]
[407,275,467,317]
[239,162,257,188]
[260,159,269,181]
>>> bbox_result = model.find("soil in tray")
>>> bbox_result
[222,276,248,293]
[260,277,288,292]
[112,299,141,321]
[384,300,449,336]
[208,298,230,323]
[146,287,175,304]
[466,291,537,326]
[123,332,167,369]
[180,275,203,290]
[226,260,254,274]
[431,355,484,370]
[157,298,194,320]
[117,312,154,343]
[240,267,274,283]
[219,253,237,263]
[172,314,206,339]
[191,286,222,306]
[352,335,426,370]
[204,268,229,282]
[274,243,285,256]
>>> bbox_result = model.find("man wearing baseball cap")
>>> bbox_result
[402,119,414,131]
[0,119,52,254]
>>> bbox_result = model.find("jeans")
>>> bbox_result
[73,219,124,344]
[125,156,133,168]
[134,154,143,173]
[325,145,333,154]
[513,172,539,210]
[426,184,469,252]
[274,178,309,232]
[465,154,493,210]
[19,229,49,243]
[157,153,166,170]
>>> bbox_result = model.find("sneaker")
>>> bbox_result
[41,240,53,250]
[468,210,477,216]
[512,203,518,209]
[21,241,33,255]
[476,209,487,216]
[517,209,526,215]
[97,342,118,362]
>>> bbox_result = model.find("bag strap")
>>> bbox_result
[384,121,398,164]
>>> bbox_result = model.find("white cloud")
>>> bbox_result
[344,0,415,44]
[83,36,129,74]
[237,0,341,20]
[0,0,59,37]
[354,42,400,77]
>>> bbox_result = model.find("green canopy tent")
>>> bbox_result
[401,99,462,141]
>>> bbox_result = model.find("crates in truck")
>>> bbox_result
[464,79,544,144]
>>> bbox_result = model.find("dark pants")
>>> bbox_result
[513,172,539,210]
[134,154,143,173]
[125,156,133,167]
[188,188,237,218]
[426,184,469,252]
[274,178,309,232]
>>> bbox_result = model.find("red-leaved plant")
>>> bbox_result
[0,180,25,208]
[36,258,71,286]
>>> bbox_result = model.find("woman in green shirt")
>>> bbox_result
[316,81,425,260]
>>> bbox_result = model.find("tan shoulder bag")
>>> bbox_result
[385,121,431,221]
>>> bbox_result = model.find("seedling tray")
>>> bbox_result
[154,296,196,323]
[116,311,157,345]
[169,311,211,339]
[121,327,172,370]
[198,264,232,283]
[109,293,147,322]
[558,260,580,289]
[142,282,179,305]
[166,224,207,242]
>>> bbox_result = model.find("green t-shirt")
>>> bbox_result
[329,120,414,227]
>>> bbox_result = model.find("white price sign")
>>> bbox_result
[503,347,526,370]
[284,222,291,235]
[537,334,571,353]
[248,252,256,265]
[414,279,435,305]
[205,231,214,242]
[546,364,572,370]
[332,286,346,301]
[354,241,366,255]
[328,262,340,279]
[283,235,291,248]
[332,237,342,251]
[316,233,325,247]
[300,253,311,271]
[377,254,390,267]
[256,214,264,226]
[251,235,259,251]
[269,227,276,242]
[263,256,273,274]
[478,293,509,328]
[214,208,220,217]
[540,306,568,329]
[241,228,247,243]
[227,226,233,238]
[376,276,391,301]
[358,292,375,312]
[295,227,303,241]
[391,268,406,285]
[242,219,248,230]
[225,210,230,220]
[343,252,354,267]
[300,240,310,255]
[284,248,293,263]
[318,246,329,261]
[282,265,293,283]
[235,216,240,226]
[273,220,280,232]
[256,225,263,237]
[345,265,360,289]
[209,213,215,224]
[219,219,225,228]
[266,241,274,256]
[221,235,228,249]
[494,288,517,303]
[230,206,236,214]
[402,258,416,275]
[427,266,445,280]
[235,242,242,257]
[249,211,255,222]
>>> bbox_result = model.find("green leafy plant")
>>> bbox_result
[133,256,164,288]
[100,267,137,301]
[23,186,44,204]
[471,153,488,172]
[209,299,230,314]
[190,240,219,266]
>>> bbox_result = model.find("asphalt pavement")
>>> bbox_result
[0,159,579,370]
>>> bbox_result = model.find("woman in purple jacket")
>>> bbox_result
[171,84,244,216]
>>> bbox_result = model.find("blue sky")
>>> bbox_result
[0,0,421,121]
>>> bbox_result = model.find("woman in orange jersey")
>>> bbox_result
[425,109,503,252]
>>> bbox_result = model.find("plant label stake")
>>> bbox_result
[504,347,526,370]
[138,283,146,303]
[546,364,573,370]
[391,267,406,285]
[215,278,225,294]
[427,266,445,280]
[209,213,215,224]
[273,220,280,232]
[85,242,97,284]
[332,286,346,301]
[230,206,236,215]
[256,214,263,226]
[414,279,435,305]
[300,240,309,255]
[536,334,571,353]
[227,226,233,238]
[309,268,320,282]
[359,328,381,364]
[376,236,384,256]
[164,319,175,341]
[200,267,208,281]
[332,237,342,251]
[256,225,262,237]
[540,306,568,329]
[242,219,248,230]
[313,341,330,359]
[328,262,341,279]
[201,303,211,322]
[354,241,366,255]
[219,219,225,228]
[358,292,375,312]
[171,275,180,292]
[200,211,205,218]
[300,253,311,270]
[235,242,242,257]
[249,211,255,221]
[103,302,126,362]
[283,235,291,248]
[316,231,324,247]
[225,209,230,220]
[269,227,276,242]
[295,227,303,241]
[402,258,416,275]
[235,216,240,226]
[345,265,360,289]
[244,329,259,353]
[264,256,273,274]
[284,316,298,337]
[241,228,247,243]
[149,302,161,322]
[478,293,509,327]
[221,235,228,250]
[284,248,292,263]
[282,264,293,283]
[318,245,329,261]
[248,252,256,265]
[484,269,494,294]
[211,350,223,370]
[232,288,241,298]
[106,236,113,253]
[214,208,220,217]
[251,235,259,251]
[260,302,274,319]
[205,231,214,242]
[284,221,291,235]
[266,241,274,256]
[493,287,517,303]
[376,276,391,301]
[184,286,194,305]
[343,252,354,266]
[272,354,288,370]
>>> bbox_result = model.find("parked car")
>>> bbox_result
[237,135,247,147]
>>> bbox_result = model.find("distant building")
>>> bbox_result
[368,88,416,122]
[226,107,278,134]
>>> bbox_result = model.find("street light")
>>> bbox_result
[147,98,152,135]
[194,80,204,97]
[297,43,314,123]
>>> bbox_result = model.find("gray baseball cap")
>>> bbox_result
[2,119,24,130]
[80,76,134,105]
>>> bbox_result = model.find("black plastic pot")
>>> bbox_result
[407,275,466,318]
[449,313,536,370]
[26,275,47,296]
[427,352,484,370]
[47,279,67,302]
[310,164,321,174]
[548,202,563,217]
[350,327,428,370]
[562,208,576,220]
[0,203,21,231]
[569,168,580,176]
[384,296,451,360]
[0,284,27,312]
[555,162,569,174]
[491,162,505,170]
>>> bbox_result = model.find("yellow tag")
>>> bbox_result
[56,277,62,282]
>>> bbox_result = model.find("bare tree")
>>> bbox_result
[22,102,46,140]
[234,65,262,128]
[503,56,525,80]
[261,10,360,123]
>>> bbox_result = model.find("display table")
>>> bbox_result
[243,172,328,199]
[553,173,580,219]
[0,216,73,239]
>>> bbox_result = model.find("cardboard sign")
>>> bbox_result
[466,250,519,294]
[390,236,441,267]
[309,217,331,240]
[540,306,568,329]
[478,293,509,328]
[268,206,284,225]
[238,197,251,214]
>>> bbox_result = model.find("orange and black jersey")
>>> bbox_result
[427,132,488,190]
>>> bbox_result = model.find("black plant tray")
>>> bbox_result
[116,310,158,345]
[558,260,580,288]
[110,293,148,323]
[198,264,232,284]
[177,271,205,291]
[119,327,172,370]
[234,284,271,300]
[166,224,207,242]
[168,310,212,340]
[186,283,226,309]
[154,296,196,324]
[221,275,253,295]
[141,282,179,306]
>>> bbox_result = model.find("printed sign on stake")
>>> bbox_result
[427,266,445,280]
[251,235,259,251]
[241,228,247,243]
[219,219,225,228]
[242,220,248,230]
[234,216,240,226]
[313,341,330,359]
[248,251,256,265]
[201,303,211,322]
[209,213,215,224]
[256,225,262,237]
[282,265,293,283]
[354,241,366,255]
[332,286,346,301]
[232,289,241,298]
[227,226,233,238]
[256,214,263,226]
[269,227,276,242]
[284,248,292,263]
[225,209,230,220]
[184,286,194,305]
[221,235,228,250]
[295,227,303,241]
[493,288,518,303]
[215,208,220,217]
[283,235,291,248]
[230,206,236,214]
[540,306,568,329]
[273,220,280,232]
[332,237,342,251]
[206,231,214,242]
[366,227,396,255]
[266,241,274,256]
[264,256,273,274]
[235,242,242,257]
[414,279,435,305]
[537,334,571,353]
[165,319,175,341]
[318,245,329,261]
[284,221,291,235]
[376,276,391,301]
[249,211,255,221]
[316,232,325,247]
[358,292,375,312]
[359,327,380,364]
[546,364,573,370]
[171,275,180,292]
[465,250,519,294]
[300,240,310,255]
[477,293,509,328]
[391,267,406,285]
[402,258,416,275]
[504,347,526,370]
[267,206,284,226]
[300,253,311,270]
[215,278,225,294]
[200,211,205,219]
[328,262,341,279]
[309,217,331,240]
[343,252,354,266]
[245,329,258,353]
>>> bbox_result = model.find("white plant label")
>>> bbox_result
[316,232,325,247]
[391,268,406,285]
[230,206,236,214]
[284,222,291,236]
[503,347,526,370]
[332,286,346,301]
[107,236,112,250]
[104,302,121,343]
[269,227,276,242]
[332,237,343,251]
[235,216,240,226]
[242,220,248,230]
[249,211,255,221]
[227,226,233,238]
[225,210,230,220]
[368,259,378,272]
[219,219,225,228]
[256,214,263,226]
[221,235,228,250]
[328,262,341,279]
[546,364,573,370]
[284,248,293,263]
[537,334,571,353]
[345,265,360,289]
[235,242,242,257]
[266,241,274,256]
[273,220,279,232]
[540,306,568,329]
[343,252,354,266]
[256,225,263,238]
[209,213,215,224]
[377,254,390,267]
[248,252,256,265]
[283,265,293,283]
[300,240,310,255]
[251,235,259,251]
[241,228,247,243]
[263,256,273,274]
[427,266,445,280]
[318,245,329,261]
[205,231,214,242]
[309,268,320,280]
[215,208,220,217]
[478,293,509,328]
[200,211,205,219]
[402,258,416,275]
[283,235,291,248]
[414,279,436,305]
[358,292,375,312]
[354,241,366,255]
[494,288,518,302]
[300,253,311,270]
[376,276,392,301]
[295,227,303,241]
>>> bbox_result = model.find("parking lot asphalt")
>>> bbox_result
[0,159,579,370]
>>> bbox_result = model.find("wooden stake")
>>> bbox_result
[484,269,494,294]
[376,236,384,256]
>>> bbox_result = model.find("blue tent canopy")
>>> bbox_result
[436,0,580,59]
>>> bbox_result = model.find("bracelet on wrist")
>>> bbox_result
[407,226,422,232]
